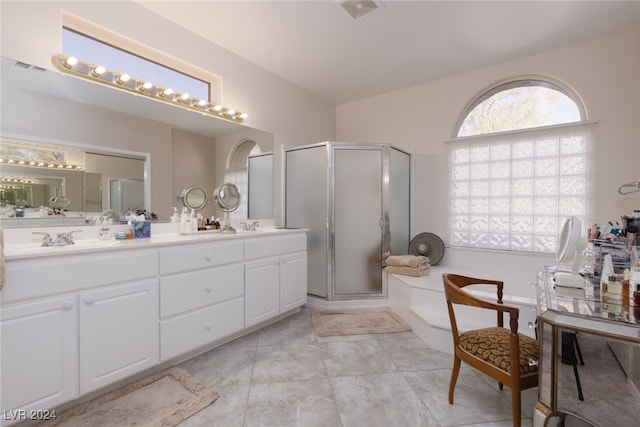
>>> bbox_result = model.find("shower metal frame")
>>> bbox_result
[285,141,411,301]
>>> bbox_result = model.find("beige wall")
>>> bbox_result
[337,30,640,239]
[171,129,216,220]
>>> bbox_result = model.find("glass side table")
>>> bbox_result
[534,265,640,427]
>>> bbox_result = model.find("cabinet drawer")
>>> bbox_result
[160,297,244,361]
[4,249,158,304]
[244,233,306,259]
[160,263,244,318]
[159,240,244,275]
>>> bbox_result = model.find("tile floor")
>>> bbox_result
[177,306,538,427]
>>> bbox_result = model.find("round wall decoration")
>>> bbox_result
[408,232,445,265]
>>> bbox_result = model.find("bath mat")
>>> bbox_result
[312,308,412,337]
[44,367,218,427]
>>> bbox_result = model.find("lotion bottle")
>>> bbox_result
[190,209,198,232]
[125,220,134,240]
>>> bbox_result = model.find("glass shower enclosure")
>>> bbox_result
[285,142,411,300]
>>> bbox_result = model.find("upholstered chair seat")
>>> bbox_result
[458,327,538,376]
[443,273,539,427]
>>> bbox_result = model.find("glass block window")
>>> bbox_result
[450,80,592,254]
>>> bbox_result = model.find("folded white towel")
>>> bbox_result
[384,255,429,268]
[385,265,430,277]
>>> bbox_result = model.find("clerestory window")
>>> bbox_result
[61,13,221,103]
[449,79,593,253]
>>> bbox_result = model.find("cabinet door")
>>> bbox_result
[79,279,159,394]
[280,252,308,312]
[1,296,78,420]
[245,257,280,327]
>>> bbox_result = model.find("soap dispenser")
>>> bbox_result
[170,207,180,223]
[98,216,111,240]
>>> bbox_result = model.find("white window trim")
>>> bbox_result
[61,12,223,104]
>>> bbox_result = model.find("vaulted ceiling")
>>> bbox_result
[137,1,640,104]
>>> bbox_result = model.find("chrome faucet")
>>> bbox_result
[240,221,260,231]
[53,229,81,246]
[34,230,81,247]
[34,232,54,247]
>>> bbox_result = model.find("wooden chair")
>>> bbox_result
[443,273,539,427]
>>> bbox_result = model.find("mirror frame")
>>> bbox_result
[179,185,208,211]
[213,182,241,212]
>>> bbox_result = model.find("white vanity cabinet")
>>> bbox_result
[158,240,245,361]
[245,256,280,326]
[0,249,159,424]
[79,278,159,394]
[280,251,308,311]
[1,295,79,423]
[244,234,307,327]
[1,228,307,425]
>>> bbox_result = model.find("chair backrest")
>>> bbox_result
[443,273,520,338]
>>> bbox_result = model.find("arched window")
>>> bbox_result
[449,78,593,253]
[223,139,261,219]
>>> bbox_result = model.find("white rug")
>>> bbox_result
[45,367,218,427]
[312,308,412,337]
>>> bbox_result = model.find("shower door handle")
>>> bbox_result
[381,212,391,259]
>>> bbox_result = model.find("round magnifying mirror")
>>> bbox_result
[213,182,241,233]
[180,186,208,211]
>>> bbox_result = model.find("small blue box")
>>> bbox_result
[133,220,151,239]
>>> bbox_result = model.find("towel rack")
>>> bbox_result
[617,179,640,195]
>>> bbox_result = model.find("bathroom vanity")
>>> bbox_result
[534,266,640,427]
[0,227,307,425]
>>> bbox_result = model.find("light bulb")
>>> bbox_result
[63,57,78,69]
[91,66,106,77]
[116,74,130,84]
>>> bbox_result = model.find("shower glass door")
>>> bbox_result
[332,147,383,297]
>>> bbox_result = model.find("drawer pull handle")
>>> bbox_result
[204,255,212,262]
[205,286,212,293]
[84,297,95,305]
[62,301,73,310]
[205,323,212,330]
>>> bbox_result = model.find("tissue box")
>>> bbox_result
[133,220,151,239]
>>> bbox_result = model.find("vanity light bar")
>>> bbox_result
[0,177,35,184]
[0,157,84,171]
[52,54,248,123]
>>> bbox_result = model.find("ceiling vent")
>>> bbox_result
[338,0,384,21]
[14,61,45,72]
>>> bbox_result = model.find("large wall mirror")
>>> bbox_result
[0,133,148,227]
[1,55,273,227]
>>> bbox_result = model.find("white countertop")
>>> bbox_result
[3,221,307,260]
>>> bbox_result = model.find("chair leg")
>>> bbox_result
[574,335,585,366]
[449,356,461,404]
[511,388,521,427]
[572,363,585,401]
[562,332,585,401]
